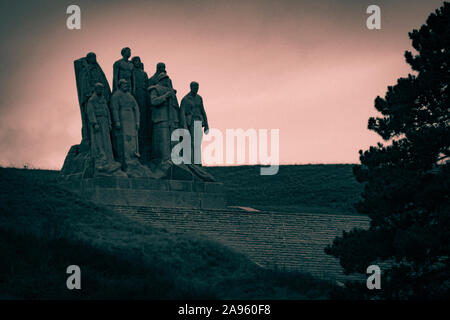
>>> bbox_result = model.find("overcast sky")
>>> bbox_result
[0,0,445,169]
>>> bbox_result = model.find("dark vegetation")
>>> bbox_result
[326,2,450,299]
[0,166,337,299]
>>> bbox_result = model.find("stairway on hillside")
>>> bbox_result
[111,205,370,282]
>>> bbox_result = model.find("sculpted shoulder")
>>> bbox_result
[88,94,105,103]
[111,90,124,100]
[186,93,203,103]
[113,90,132,98]
[180,95,188,103]
[147,84,167,94]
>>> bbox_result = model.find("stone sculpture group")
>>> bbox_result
[60,47,214,182]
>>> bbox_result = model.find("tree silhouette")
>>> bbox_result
[326,2,450,299]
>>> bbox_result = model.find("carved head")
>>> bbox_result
[94,83,104,96]
[86,52,97,64]
[190,81,199,95]
[156,62,166,73]
[121,47,131,60]
[131,56,141,68]
[118,79,129,92]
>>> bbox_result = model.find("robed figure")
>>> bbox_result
[111,79,153,178]
[148,62,173,88]
[131,56,151,161]
[74,52,111,148]
[147,72,180,163]
[85,83,125,177]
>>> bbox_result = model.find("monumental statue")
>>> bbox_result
[110,79,155,178]
[131,56,151,162]
[112,47,134,92]
[86,83,125,177]
[147,72,180,164]
[74,52,111,148]
[60,49,216,183]
[180,81,209,165]
[148,62,174,89]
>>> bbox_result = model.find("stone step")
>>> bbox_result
[112,205,370,282]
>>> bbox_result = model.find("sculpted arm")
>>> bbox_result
[86,100,99,132]
[110,95,120,127]
[86,100,97,126]
[144,73,149,88]
[150,89,170,106]
[179,98,187,128]
[106,104,112,129]
[133,98,140,128]
[132,71,136,95]
[200,97,209,128]
[112,62,119,92]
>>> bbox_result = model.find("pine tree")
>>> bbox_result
[326,2,450,299]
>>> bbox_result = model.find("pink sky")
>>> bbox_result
[0,0,445,169]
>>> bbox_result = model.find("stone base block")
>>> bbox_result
[59,177,226,209]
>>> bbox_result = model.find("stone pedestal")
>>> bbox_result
[59,176,226,209]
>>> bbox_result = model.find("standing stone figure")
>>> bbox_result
[180,81,209,165]
[111,79,152,177]
[148,62,173,88]
[147,72,180,163]
[74,52,111,148]
[86,83,125,177]
[131,56,151,161]
[112,47,133,92]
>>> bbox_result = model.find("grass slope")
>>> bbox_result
[208,164,362,214]
[9,164,363,214]
[0,167,335,299]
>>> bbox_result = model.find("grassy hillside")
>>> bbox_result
[10,164,363,214]
[0,167,336,299]
[208,164,362,214]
